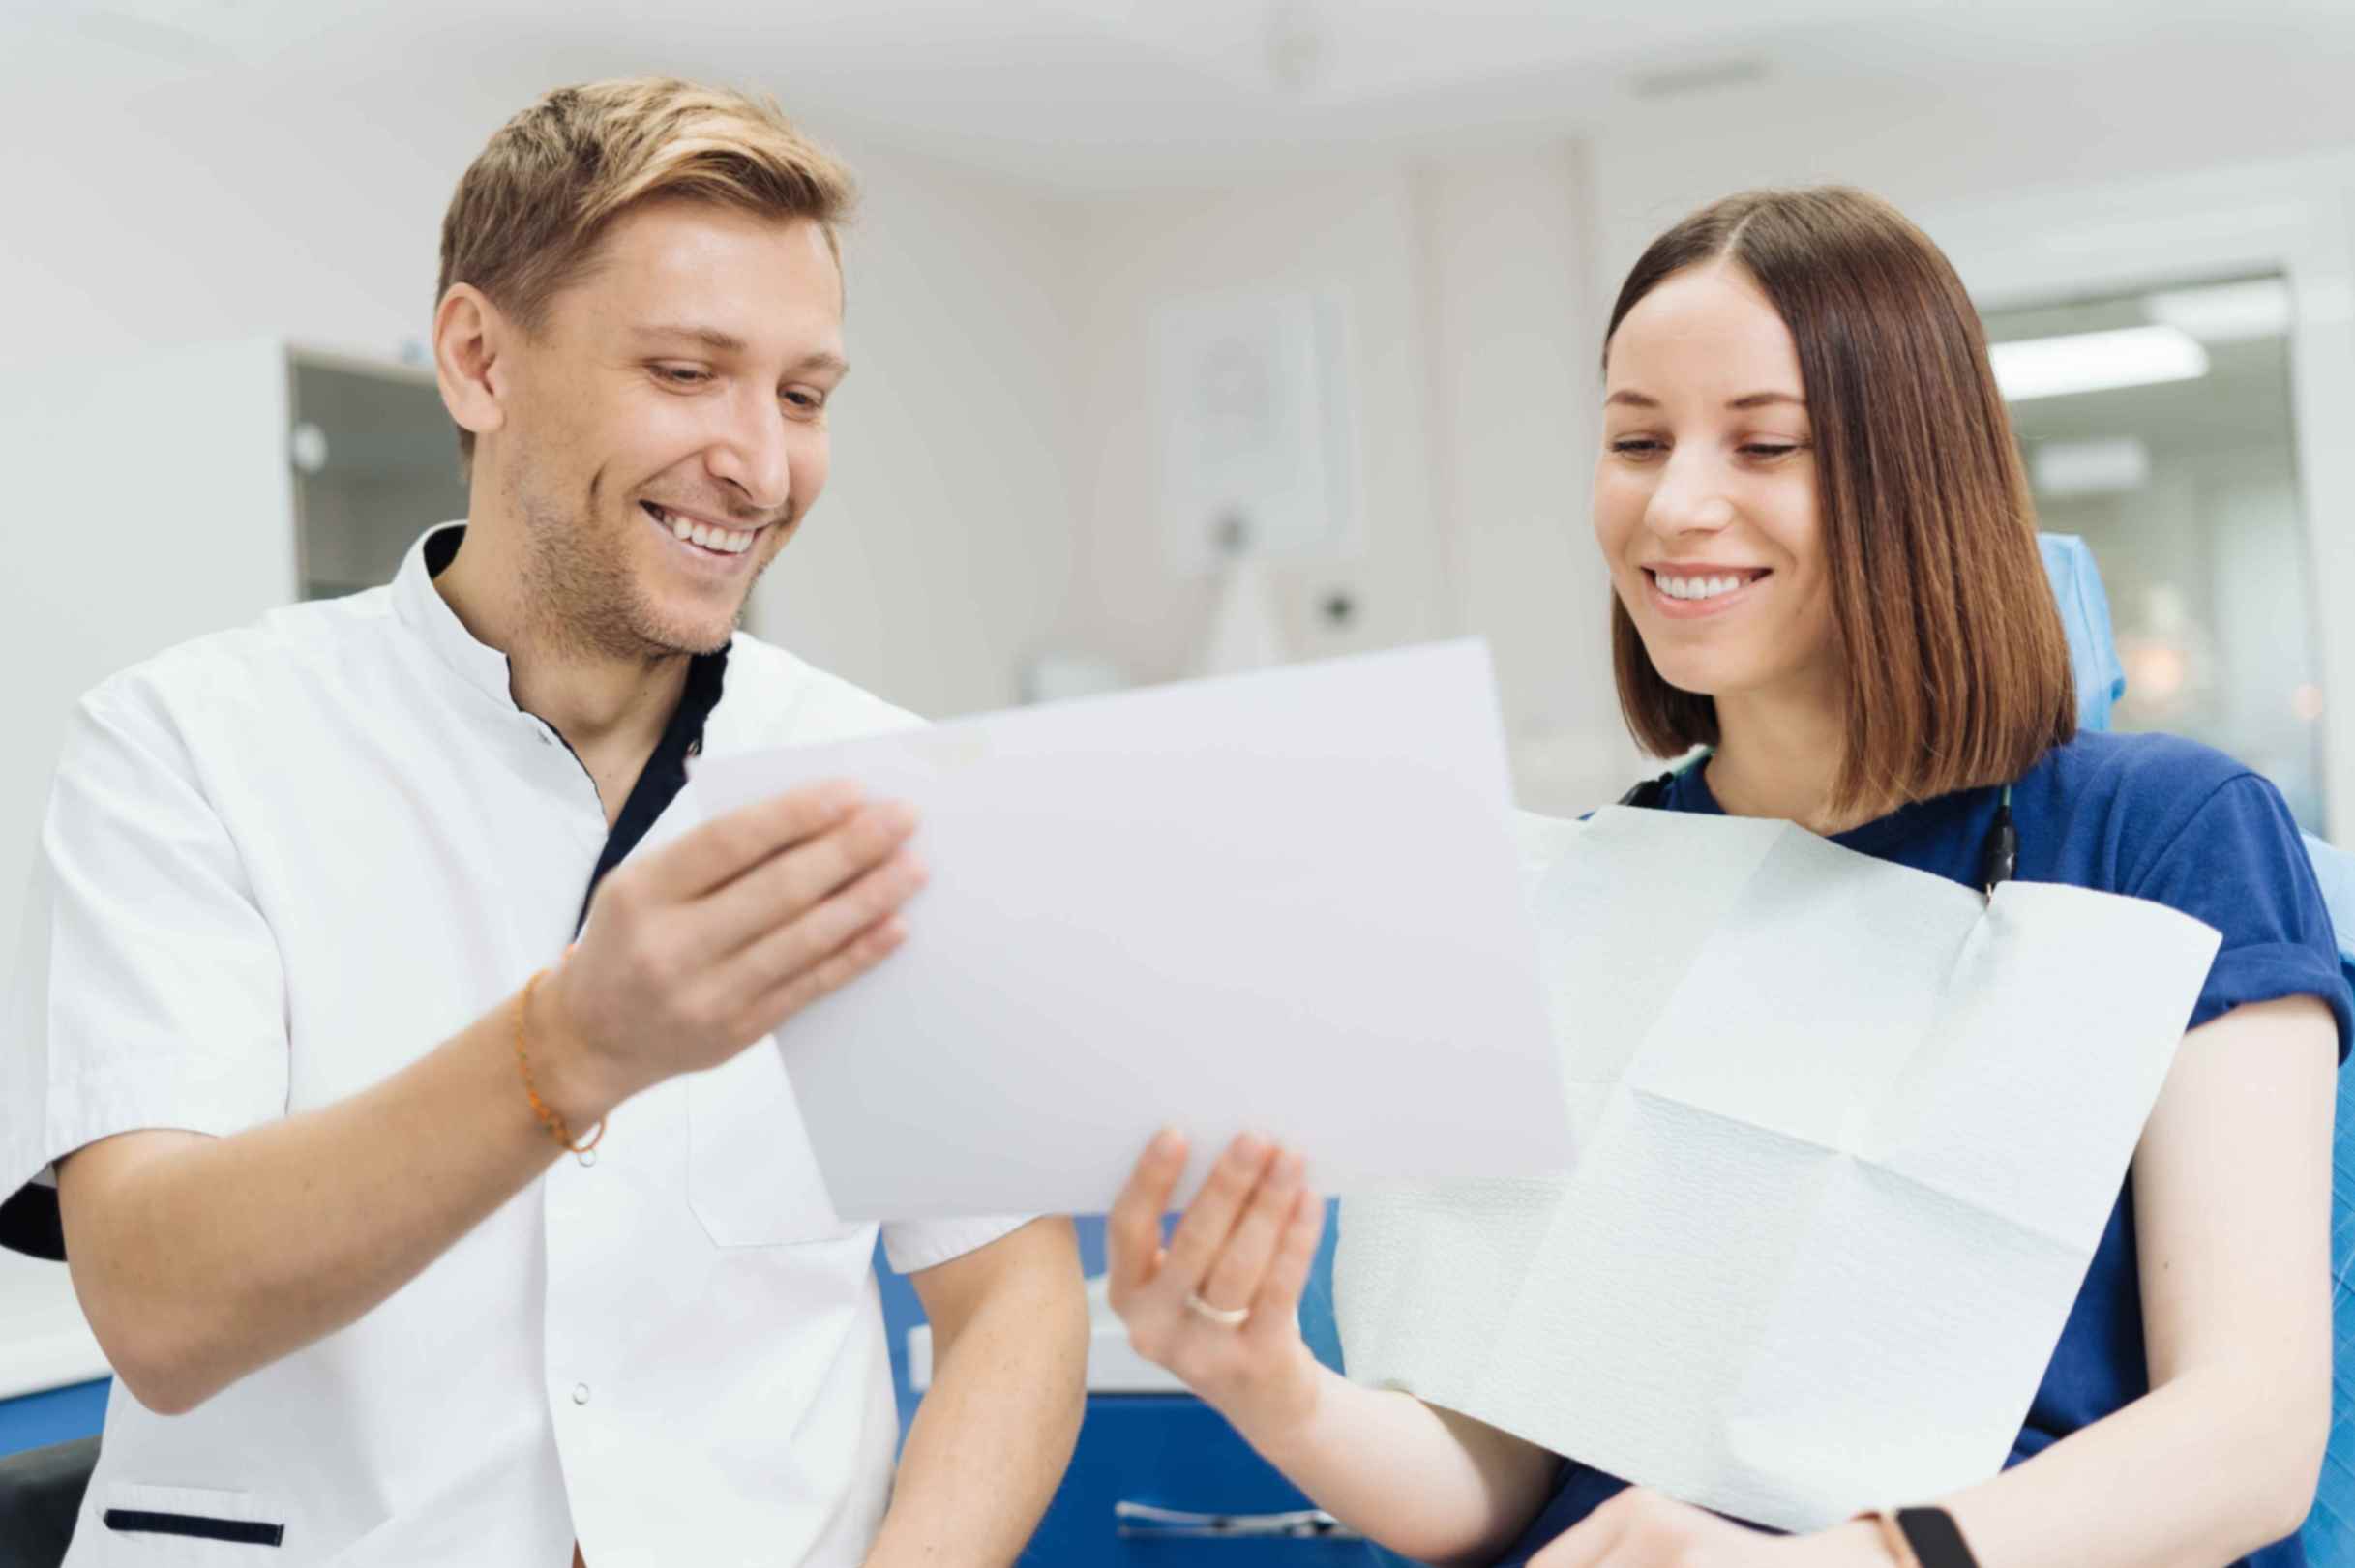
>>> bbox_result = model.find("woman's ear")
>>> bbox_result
[432,283,508,447]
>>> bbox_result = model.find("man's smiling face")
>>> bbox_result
[488,196,848,660]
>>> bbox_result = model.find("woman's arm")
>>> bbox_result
[1106,1133,1562,1567]
[1936,992,2336,1565]
[1533,993,2338,1568]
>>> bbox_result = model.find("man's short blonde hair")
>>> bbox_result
[437,76,856,462]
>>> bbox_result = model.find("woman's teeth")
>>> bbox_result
[1655,573,1753,601]
[648,504,756,555]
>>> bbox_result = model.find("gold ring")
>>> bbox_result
[1183,1290,1251,1328]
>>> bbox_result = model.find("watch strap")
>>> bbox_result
[1895,1507,1981,1568]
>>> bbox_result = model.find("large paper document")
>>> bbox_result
[1335,806,2221,1531]
[684,640,1568,1221]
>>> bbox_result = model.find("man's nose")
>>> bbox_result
[706,392,791,516]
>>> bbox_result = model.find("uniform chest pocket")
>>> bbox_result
[97,1482,285,1562]
[684,1038,862,1247]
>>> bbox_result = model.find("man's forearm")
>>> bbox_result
[58,988,604,1414]
[866,1250,1088,1566]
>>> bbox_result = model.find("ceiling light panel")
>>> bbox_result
[1990,325,2210,402]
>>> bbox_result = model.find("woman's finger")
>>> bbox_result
[1244,1185,1326,1341]
[1154,1134,1275,1298]
[1105,1128,1187,1305]
[1195,1148,1303,1314]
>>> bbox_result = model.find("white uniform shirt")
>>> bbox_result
[2,523,1021,1566]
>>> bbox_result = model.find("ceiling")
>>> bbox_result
[11,0,2355,190]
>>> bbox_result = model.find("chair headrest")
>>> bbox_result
[2039,533,2127,734]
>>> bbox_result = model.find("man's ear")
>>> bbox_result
[433,283,510,446]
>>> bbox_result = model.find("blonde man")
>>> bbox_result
[1,78,1088,1566]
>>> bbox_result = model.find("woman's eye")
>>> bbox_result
[1741,442,1803,459]
[783,390,824,412]
[1609,437,1664,457]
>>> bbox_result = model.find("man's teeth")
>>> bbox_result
[652,505,756,555]
[1657,573,1752,601]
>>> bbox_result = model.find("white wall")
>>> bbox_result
[1064,168,1449,681]
[1062,152,1647,814]
[0,74,484,368]
[751,153,1085,720]
[1411,144,1642,814]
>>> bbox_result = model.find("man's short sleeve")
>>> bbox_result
[2129,772,2354,1062]
[878,1214,1036,1276]
[1,682,290,1251]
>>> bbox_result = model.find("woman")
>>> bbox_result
[1104,187,2348,1568]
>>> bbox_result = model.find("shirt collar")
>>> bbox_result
[389,522,733,726]
[391,521,522,709]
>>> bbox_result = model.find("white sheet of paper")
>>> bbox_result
[1336,806,2221,1531]
[682,639,1569,1220]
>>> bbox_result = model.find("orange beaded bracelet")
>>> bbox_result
[516,968,606,1159]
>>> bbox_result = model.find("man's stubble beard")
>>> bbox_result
[511,460,762,664]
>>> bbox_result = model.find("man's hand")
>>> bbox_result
[541,781,927,1119]
[58,778,930,1416]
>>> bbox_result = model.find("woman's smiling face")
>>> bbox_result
[1594,261,1840,709]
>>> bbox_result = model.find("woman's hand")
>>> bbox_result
[1531,1490,1893,1568]
[1103,1129,1328,1447]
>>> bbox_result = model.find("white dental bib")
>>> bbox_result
[1334,806,2220,1530]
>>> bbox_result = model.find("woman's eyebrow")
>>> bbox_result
[1602,389,1806,409]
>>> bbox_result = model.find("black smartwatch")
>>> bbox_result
[1893,1506,1981,1568]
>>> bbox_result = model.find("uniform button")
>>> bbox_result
[572,1383,591,1405]
[578,1149,598,1168]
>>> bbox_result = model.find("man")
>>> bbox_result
[0,77,1088,1565]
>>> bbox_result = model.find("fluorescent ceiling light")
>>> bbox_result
[1990,325,2210,402]
[2032,437,2151,498]
[2144,278,2292,342]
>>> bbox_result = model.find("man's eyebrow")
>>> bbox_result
[631,322,749,354]
[630,325,846,378]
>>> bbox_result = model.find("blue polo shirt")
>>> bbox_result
[1498,728,2352,1568]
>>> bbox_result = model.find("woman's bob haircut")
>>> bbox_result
[1606,186,2075,820]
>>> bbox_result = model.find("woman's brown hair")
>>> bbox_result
[1606,186,2074,819]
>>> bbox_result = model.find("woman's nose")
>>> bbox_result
[1644,453,1738,537]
